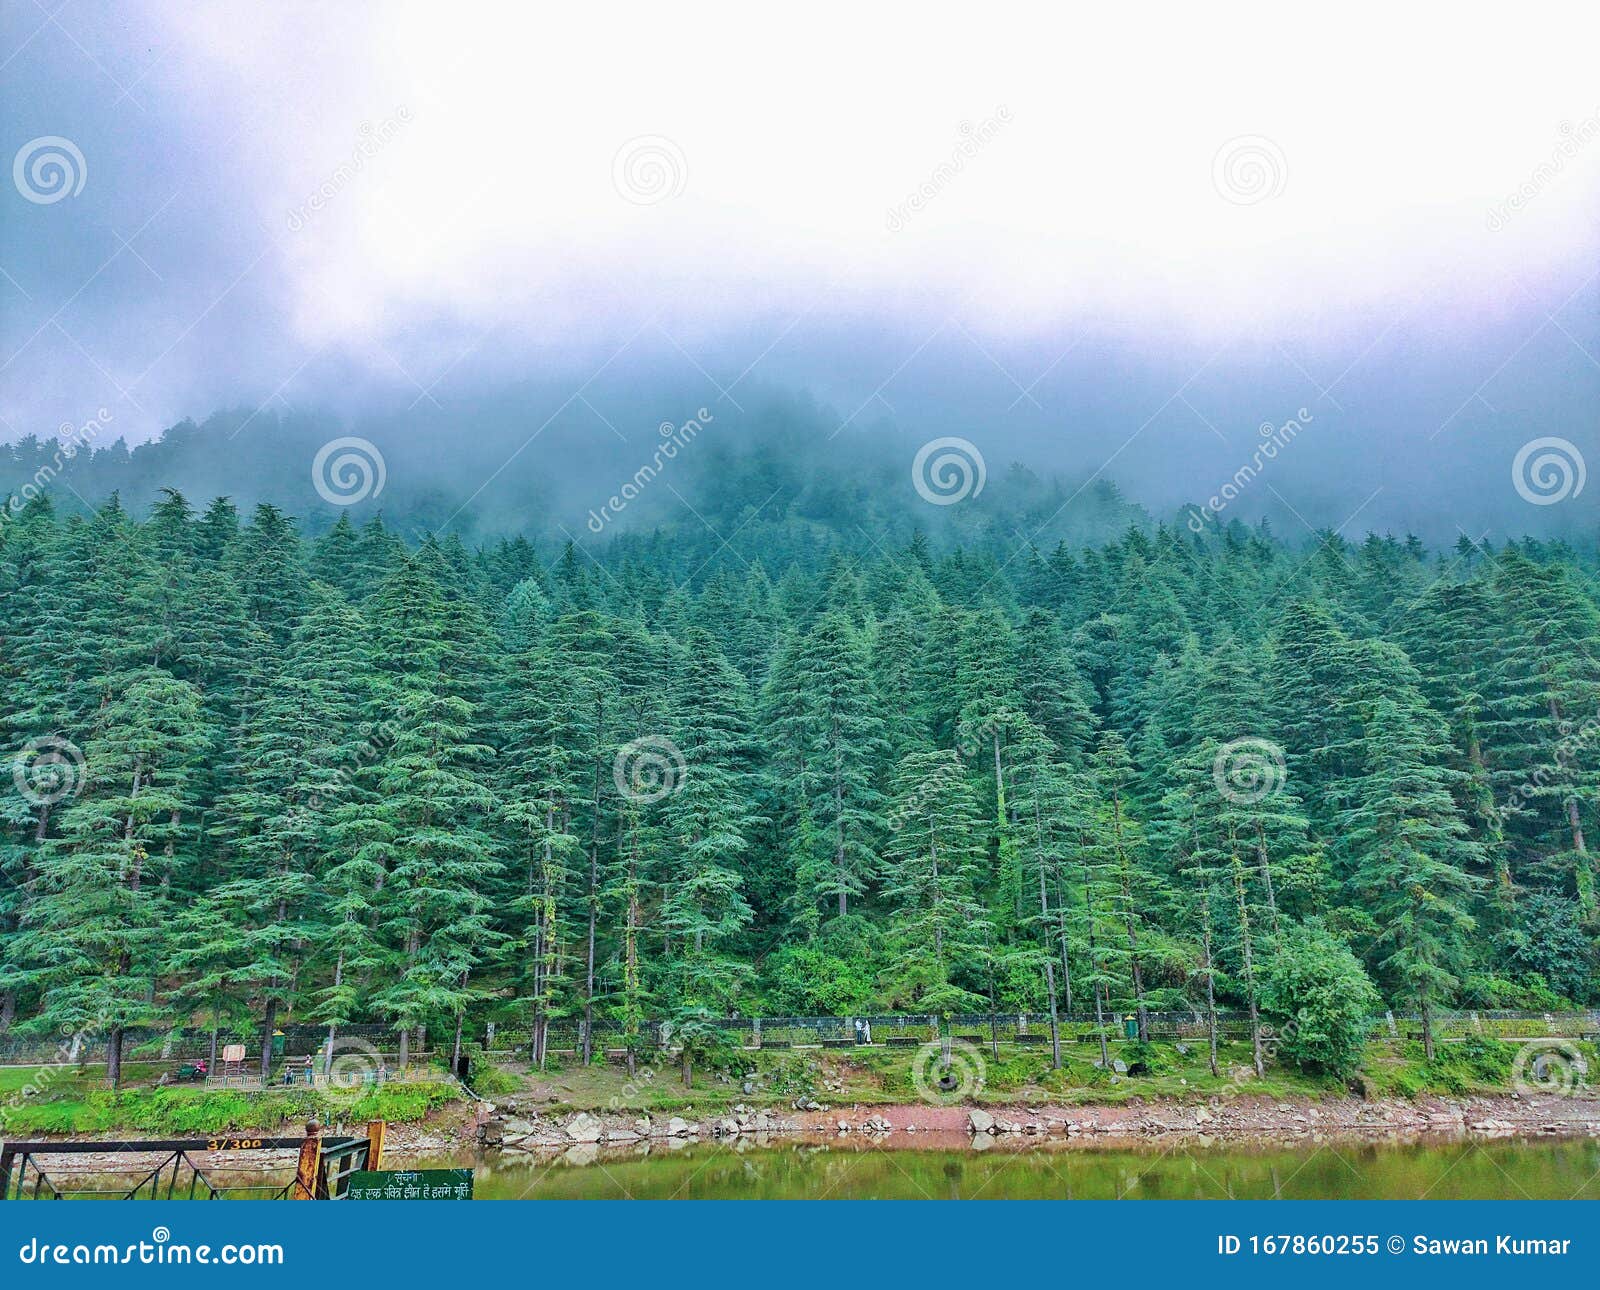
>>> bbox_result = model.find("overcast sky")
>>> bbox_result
[2,2,1597,534]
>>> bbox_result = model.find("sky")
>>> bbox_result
[2,1,1598,537]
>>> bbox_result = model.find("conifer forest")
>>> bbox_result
[3,433,1597,1085]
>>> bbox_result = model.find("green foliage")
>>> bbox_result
[1260,922,1380,1079]
[2,455,1597,1068]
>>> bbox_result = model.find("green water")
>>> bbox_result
[458,1137,1600,1200]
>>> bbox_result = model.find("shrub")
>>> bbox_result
[1260,921,1380,1079]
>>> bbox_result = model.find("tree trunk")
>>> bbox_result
[1254,821,1282,938]
[681,1053,692,1088]
[107,1025,124,1090]
[1199,886,1220,1079]
[1231,855,1264,1077]
[1037,859,1060,1068]
[451,1011,464,1075]
[1568,798,1593,916]
[398,1027,409,1069]
[1420,991,1435,1063]
[259,998,277,1085]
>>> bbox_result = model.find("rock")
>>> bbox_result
[715,1117,740,1138]
[504,1117,537,1139]
[1175,1043,1191,1055]
[635,1117,652,1135]
[742,1081,755,1095]
[836,1120,851,1133]
[562,1142,599,1167]
[565,1112,603,1143]
[1194,1107,1212,1124]
[968,1109,996,1135]
[1112,1059,1128,1074]
[667,1116,692,1136]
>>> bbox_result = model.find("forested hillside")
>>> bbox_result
[2,463,1598,1084]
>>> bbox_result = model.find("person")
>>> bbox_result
[301,1055,315,1085]
[852,1018,865,1045]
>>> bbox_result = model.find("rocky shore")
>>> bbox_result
[472,1092,1600,1156]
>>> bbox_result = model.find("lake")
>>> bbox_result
[447,1136,1600,1200]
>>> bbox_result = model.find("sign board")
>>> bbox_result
[221,1044,246,1062]
[345,1168,473,1200]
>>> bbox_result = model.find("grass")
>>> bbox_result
[490,1034,1571,1116]
[7,1035,1589,1134]
[0,1063,465,1136]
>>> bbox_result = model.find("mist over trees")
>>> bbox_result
[1,429,1598,1080]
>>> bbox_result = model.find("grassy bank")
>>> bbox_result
[0,1067,463,1136]
[486,1033,1596,1117]
[5,1035,1589,1135]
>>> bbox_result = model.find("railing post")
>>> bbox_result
[291,1120,322,1200]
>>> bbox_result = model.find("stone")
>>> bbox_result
[1112,1059,1128,1074]
[716,1118,740,1137]
[504,1117,537,1138]
[968,1109,995,1135]
[565,1112,603,1143]
[667,1116,691,1136]
[1194,1107,1212,1124]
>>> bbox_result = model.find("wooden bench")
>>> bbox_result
[885,1036,921,1048]
[758,1039,791,1049]
[1013,1033,1048,1045]
[820,1038,856,1049]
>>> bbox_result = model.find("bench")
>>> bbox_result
[1013,1033,1048,1045]
[820,1038,856,1049]
[758,1038,791,1049]
[885,1036,921,1048]
[956,1034,985,1045]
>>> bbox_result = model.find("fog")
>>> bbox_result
[3,2,1597,541]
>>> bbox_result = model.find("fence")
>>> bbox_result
[6,1009,1597,1070]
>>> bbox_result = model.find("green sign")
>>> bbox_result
[346,1168,473,1200]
